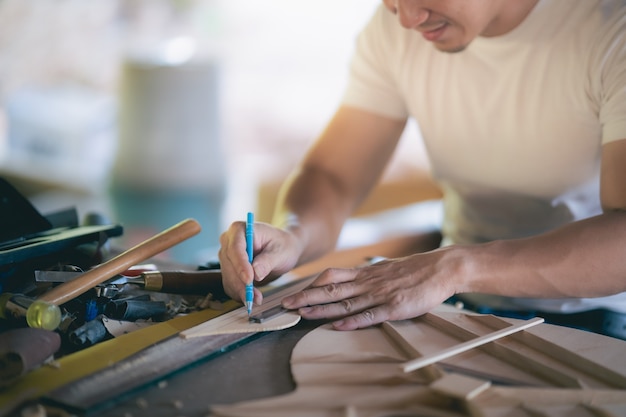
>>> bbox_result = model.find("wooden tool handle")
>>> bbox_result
[142,270,225,296]
[39,218,202,306]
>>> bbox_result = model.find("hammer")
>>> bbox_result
[39,218,202,306]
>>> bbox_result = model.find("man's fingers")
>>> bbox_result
[294,295,361,318]
[282,268,363,309]
[252,287,264,306]
[250,251,278,282]
[283,281,358,311]
[298,303,388,331]
[310,268,359,287]
[331,307,385,331]
[218,223,254,302]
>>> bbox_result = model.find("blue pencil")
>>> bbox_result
[245,212,254,315]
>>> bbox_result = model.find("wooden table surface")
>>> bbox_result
[13,231,625,417]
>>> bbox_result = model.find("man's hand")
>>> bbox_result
[218,220,304,306]
[281,249,459,330]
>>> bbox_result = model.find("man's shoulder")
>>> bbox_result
[527,0,626,56]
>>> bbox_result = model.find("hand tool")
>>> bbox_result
[245,212,254,315]
[0,293,62,330]
[35,269,225,296]
[68,314,112,348]
[130,270,224,295]
[34,264,158,283]
[104,298,167,321]
[248,305,288,323]
[0,301,241,416]
[38,218,201,306]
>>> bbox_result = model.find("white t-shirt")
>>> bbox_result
[342,0,626,312]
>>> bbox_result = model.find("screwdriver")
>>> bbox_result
[0,293,62,330]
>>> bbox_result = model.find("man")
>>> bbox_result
[219,0,626,337]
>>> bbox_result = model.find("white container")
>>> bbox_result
[113,56,224,192]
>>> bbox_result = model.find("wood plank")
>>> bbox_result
[401,317,544,373]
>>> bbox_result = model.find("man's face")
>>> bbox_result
[382,0,510,53]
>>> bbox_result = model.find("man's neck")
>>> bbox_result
[483,0,540,37]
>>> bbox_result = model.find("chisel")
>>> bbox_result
[119,270,225,295]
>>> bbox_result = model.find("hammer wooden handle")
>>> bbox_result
[39,218,202,306]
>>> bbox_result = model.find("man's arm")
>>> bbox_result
[601,139,626,212]
[271,105,407,266]
[282,139,626,330]
[459,138,626,299]
[218,105,406,303]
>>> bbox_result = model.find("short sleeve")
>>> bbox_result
[341,5,409,120]
[595,12,626,144]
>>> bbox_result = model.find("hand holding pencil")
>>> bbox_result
[217,214,303,309]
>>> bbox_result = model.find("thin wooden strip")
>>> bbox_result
[381,321,424,359]
[424,312,583,388]
[466,314,626,388]
[401,317,544,373]
[429,373,491,400]
[381,321,443,381]
[495,321,626,389]
[185,309,246,332]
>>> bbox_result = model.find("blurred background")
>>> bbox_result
[0,0,439,265]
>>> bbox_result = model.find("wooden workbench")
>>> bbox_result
[7,231,626,417]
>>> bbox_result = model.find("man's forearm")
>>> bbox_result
[455,211,626,298]
[272,166,356,266]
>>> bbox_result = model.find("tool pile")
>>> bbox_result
[30,264,226,349]
[0,178,222,400]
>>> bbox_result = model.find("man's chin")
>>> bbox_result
[433,42,469,53]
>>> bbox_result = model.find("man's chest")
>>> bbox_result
[399,45,601,197]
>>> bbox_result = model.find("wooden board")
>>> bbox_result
[210,306,626,417]
[179,276,314,338]
[180,310,301,337]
